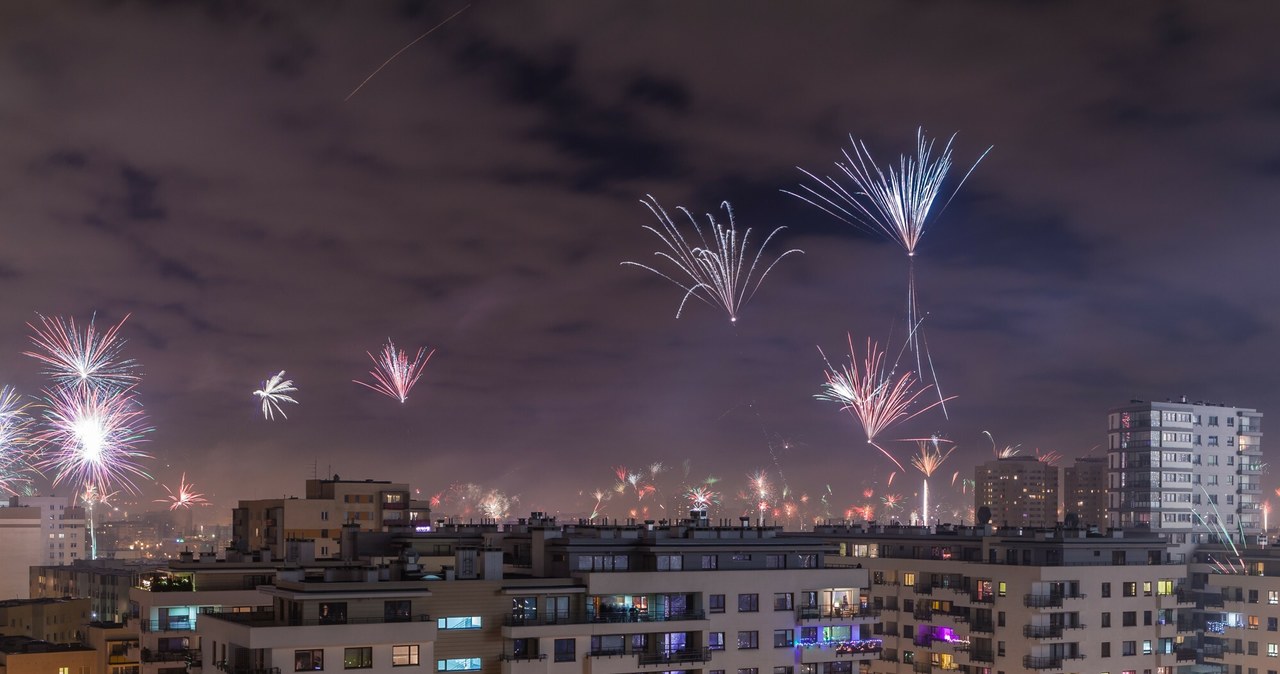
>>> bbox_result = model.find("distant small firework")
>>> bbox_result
[622,195,802,323]
[253,371,298,420]
[156,473,209,510]
[817,335,953,471]
[1035,449,1063,466]
[907,436,956,527]
[0,387,38,497]
[80,483,119,508]
[686,485,721,509]
[34,387,152,494]
[881,493,904,512]
[354,340,433,403]
[25,314,140,392]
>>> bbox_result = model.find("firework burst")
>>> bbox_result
[686,485,721,509]
[907,436,955,526]
[622,195,803,323]
[33,386,153,494]
[253,371,298,420]
[788,129,989,413]
[354,340,433,403]
[817,335,953,471]
[157,473,209,510]
[25,314,140,392]
[0,387,39,497]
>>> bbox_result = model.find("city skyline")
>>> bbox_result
[3,2,1279,517]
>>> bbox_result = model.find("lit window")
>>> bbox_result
[343,648,372,669]
[294,650,323,671]
[435,658,480,672]
[436,616,481,630]
[392,645,418,667]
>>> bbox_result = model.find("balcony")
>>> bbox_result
[968,649,994,663]
[796,606,879,621]
[1023,625,1063,639]
[912,607,933,621]
[1024,594,1062,608]
[214,665,279,674]
[203,611,431,628]
[140,619,197,633]
[1175,648,1198,662]
[636,648,711,666]
[142,649,200,664]
[913,584,934,595]
[1022,655,1064,670]
[971,620,994,634]
[505,609,705,627]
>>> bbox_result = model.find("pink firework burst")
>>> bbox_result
[817,335,953,471]
[157,473,209,510]
[354,340,433,403]
[25,314,140,392]
[34,386,152,494]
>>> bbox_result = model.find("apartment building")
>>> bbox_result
[1062,457,1107,529]
[0,597,91,643]
[0,506,42,600]
[129,553,274,674]
[1108,398,1264,540]
[974,456,1060,528]
[197,513,878,674]
[0,636,98,674]
[231,478,423,559]
[9,495,88,565]
[811,523,1198,674]
[85,621,140,674]
[1188,543,1280,672]
[30,560,162,624]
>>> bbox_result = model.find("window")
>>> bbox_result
[657,554,682,571]
[1101,642,1110,658]
[295,650,323,672]
[344,648,372,670]
[1269,643,1278,657]
[319,602,347,624]
[437,616,481,630]
[709,632,725,651]
[1269,591,1278,605]
[392,646,418,667]
[1123,582,1137,597]
[385,600,412,622]
[1145,611,1153,626]
[1123,612,1137,627]
[774,593,793,611]
[998,581,1007,597]
[1143,641,1153,655]
[1123,641,1136,656]
[765,554,785,569]
[738,670,759,674]
[738,631,759,649]
[903,572,916,586]
[701,555,718,569]
[1252,590,1261,604]
[1143,581,1153,597]
[709,594,725,613]
[774,629,794,647]
[435,659,480,672]
[553,639,575,663]
[1102,612,1111,628]
[738,594,759,612]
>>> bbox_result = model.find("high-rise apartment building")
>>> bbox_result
[1063,456,1108,528]
[974,456,1060,528]
[9,495,88,565]
[0,506,42,599]
[1108,399,1263,541]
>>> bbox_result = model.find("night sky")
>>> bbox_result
[4,1,1280,523]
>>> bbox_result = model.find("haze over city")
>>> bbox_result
[3,1,1280,520]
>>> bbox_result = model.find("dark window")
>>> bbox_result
[384,600,411,623]
[1101,642,1110,658]
[554,639,575,663]
[319,602,347,625]
[1101,612,1111,628]
[737,631,759,649]
[1123,611,1137,627]
[738,594,759,612]
[773,629,794,648]
[709,594,725,613]
[1101,583,1111,598]
[774,593,793,611]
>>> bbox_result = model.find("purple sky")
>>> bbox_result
[4,1,1280,523]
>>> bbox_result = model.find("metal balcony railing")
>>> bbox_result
[636,648,711,666]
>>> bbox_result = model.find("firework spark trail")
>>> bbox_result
[1035,449,1063,466]
[787,129,990,414]
[253,371,298,420]
[156,473,209,510]
[34,386,152,495]
[345,4,472,101]
[816,335,953,471]
[25,314,140,392]
[354,340,434,403]
[0,387,38,497]
[907,436,955,527]
[623,196,803,324]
